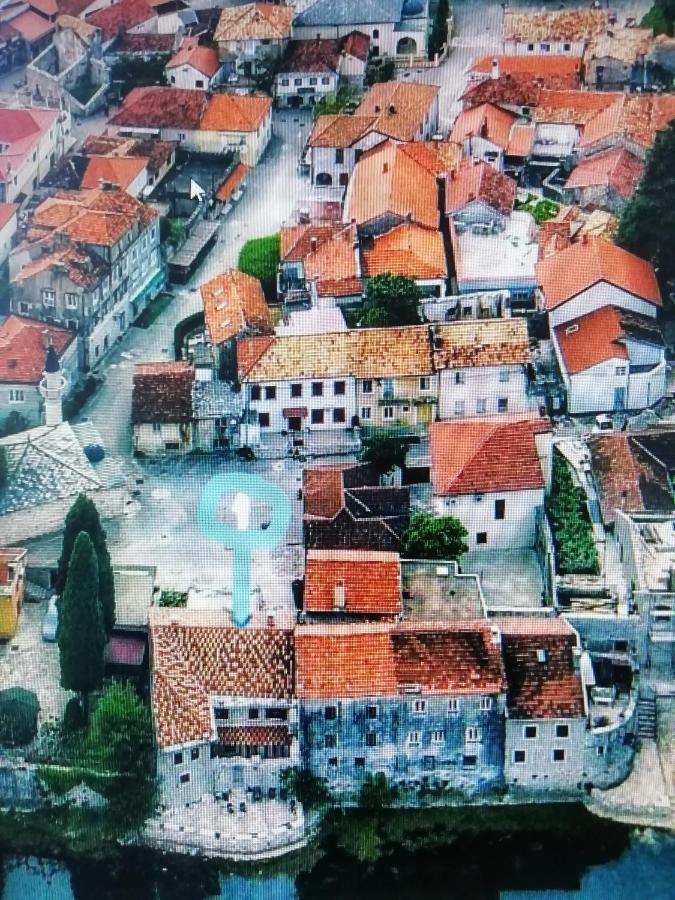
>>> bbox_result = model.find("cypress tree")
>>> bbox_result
[56,494,115,636]
[57,531,106,716]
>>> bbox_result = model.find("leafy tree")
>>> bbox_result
[365,56,395,86]
[0,447,7,488]
[1,410,28,437]
[55,494,115,636]
[58,531,106,717]
[362,273,421,328]
[642,0,675,35]
[359,772,398,810]
[429,0,450,58]
[280,767,331,809]
[238,233,280,302]
[401,512,468,560]
[313,85,361,118]
[616,122,675,293]
[88,683,153,776]
[251,56,279,95]
[0,687,40,746]
[546,455,599,575]
[62,697,86,734]
[360,434,409,473]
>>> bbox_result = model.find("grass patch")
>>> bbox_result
[37,764,116,797]
[515,194,560,224]
[133,292,174,329]
[158,590,188,608]
[238,233,280,303]
[546,453,599,575]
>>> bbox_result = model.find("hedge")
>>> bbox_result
[546,454,599,575]
[238,234,280,303]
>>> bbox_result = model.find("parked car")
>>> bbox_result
[42,595,58,642]
[592,414,615,434]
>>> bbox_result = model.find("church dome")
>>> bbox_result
[402,0,424,17]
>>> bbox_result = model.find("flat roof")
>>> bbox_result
[453,211,538,290]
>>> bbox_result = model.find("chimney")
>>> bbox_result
[41,328,52,350]
[436,173,447,216]
[310,236,318,252]
[491,58,499,80]
[334,580,346,610]
[374,104,381,113]
[582,233,589,245]
[383,161,389,174]
[388,104,396,114]
[490,625,502,647]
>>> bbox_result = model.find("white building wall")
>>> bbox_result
[166,63,215,91]
[547,283,659,329]
[275,69,338,107]
[626,361,667,411]
[245,375,357,433]
[0,209,17,264]
[311,130,384,187]
[1,108,71,204]
[463,135,503,170]
[504,718,587,789]
[434,487,544,550]
[502,39,585,56]
[437,364,532,420]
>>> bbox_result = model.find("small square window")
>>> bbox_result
[455,371,466,384]
[476,398,487,414]
[454,400,465,416]
[465,727,481,743]
[556,725,569,739]
[419,376,430,391]
[497,398,508,413]
[191,747,199,761]
[476,532,488,545]
[513,750,526,764]
[264,385,276,400]
[179,773,190,784]
[553,748,566,762]
[499,369,510,383]
[258,412,270,427]
[615,366,627,376]
[311,408,324,425]
[354,757,365,768]
[333,380,346,395]
[248,707,259,720]
[413,699,426,714]
[360,406,371,420]
[524,725,537,739]
[362,379,373,393]
[325,734,337,748]
[480,696,493,711]
[325,706,337,720]
[309,77,317,85]
[431,729,445,743]
[328,756,338,767]
[383,406,394,419]
[448,699,460,715]
[311,382,323,397]
[408,730,421,745]
[563,43,571,51]
[366,705,378,719]
[321,76,329,85]
[366,732,377,747]
[174,752,184,765]
[335,148,344,164]
[332,407,345,424]
[597,745,605,756]
[463,754,477,767]
[495,499,505,520]
[294,78,302,86]
[291,383,302,398]
[250,386,261,401]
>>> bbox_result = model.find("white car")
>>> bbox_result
[591,414,615,434]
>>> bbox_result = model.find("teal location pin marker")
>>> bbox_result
[197,474,293,627]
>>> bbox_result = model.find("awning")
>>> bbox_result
[283,407,308,418]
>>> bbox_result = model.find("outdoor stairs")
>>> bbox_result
[637,691,657,740]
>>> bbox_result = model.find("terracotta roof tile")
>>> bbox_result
[303,549,401,615]
[166,36,220,77]
[115,32,175,52]
[0,316,74,385]
[200,93,271,132]
[200,268,273,345]
[469,55,581,81]
[110,86,208,131]
[586,27,654,64]
[430,415,550,496]
[354,80,439,142]
[498,618,585,719]
[431,317,529,370]
[533,89,621,125]
[280,223,345,261]
[565,147,643,199]
[362,222,446,279]
[215,162,249,202]
[341,30,370,61]
[462,74,547,111]
[217,725,292,746]
[80,155,147,191]
[580,92,675,152]
[132,361,194,424]
[12,245,107,289]
[507,123,535,157]
[214,2,293,41]
[537,235,661,309]
[295,622,506,700]
[86,0,155,42]
[450,102,518,151]
[7,10,55,42]
[303,223,361,296]
[445,157,517,216]
[303,466,347,520]
[308,113,376,148]
[279,38,341,74]
[0,202,17,231]
[503,9,609,43]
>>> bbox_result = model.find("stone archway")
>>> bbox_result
[396,37,417,55]
[315,172,333,186]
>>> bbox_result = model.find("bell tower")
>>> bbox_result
[39,345,66,426]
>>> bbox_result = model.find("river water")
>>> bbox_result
[1,816,674,899]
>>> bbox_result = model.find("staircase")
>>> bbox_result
[637,691,657,740]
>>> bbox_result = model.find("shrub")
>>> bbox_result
[0,688,40,746]
[238,234,280,302]
[62,698,86,735]
[546,454,599,575]
[159,590,188,608]
[280,768,331,809]
[359,772,398,810]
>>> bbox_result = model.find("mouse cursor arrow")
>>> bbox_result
[189,177,206,202]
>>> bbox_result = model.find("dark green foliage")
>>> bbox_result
[546,454,599,575]
[87,683,154,776]
[429,0,450,59]
[55,494,115,636]
[57,532,106,702]
[362,273,421,327]
[62,697,86,735]
[360,434,409,473]
[401,512,469,561]
[159,590,188,607]
[1,410,28,437]
[0,687,40,746]
[313,85,361,118]
[359,772,399,810]
[110,56,169,96]
[238,233,280,302]
[365,57,395,85]
[0,446,7,488]
[641,0,675,35]
[280,767,331,809]
[617,122,675,293]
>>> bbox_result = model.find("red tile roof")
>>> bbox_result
[279,38,341,74]
[362,222,446,280]
[303,549,401,615]
[215,162,248,203]
[295,622,506,700]
[200,268,272,345]
[110,87,208,131]
[308,113,377,148]
[8,10,55,42]
[354,80,439,142]
[0,108,59,183]
[537,235,662,310]
[115,32,175,52]
[217,725,292,746]
[0,316,74,385]
[200,93,271,132]
[341,30,370,61]
[503,8,609,44]
[498,618,585,720]
[81,155,147,191]
[302,223,361,297]
[0,202,17,231]
[553,305,628,375]
[430,416,551,496]
[579,92,675,153]
[166,36,220,77]
[303,466,348,520]
[470,55,581,81]
[86,0,156,42]
[132,361,194,424]
[214,2,293,41]
[445,158,517,218]
[565,147,643,199]
[451,102,518,151]
[533,89,621,126]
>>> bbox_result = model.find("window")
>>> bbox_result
[191,748,199,761]
[476,398,487,414]
[527,43,534,52]
[294,78,302,86]
[513,750,526,764]
[311,408,324,425]
[465,727,481,743]
[499,369,510,382]
[42,289,55,306]
[552,748,566,762]
[480,696,493,711]
[541,43,550,52]
[258,412,270,427]
[615,366,627,376]
[152,422,162,434]
[250,386,261,401]
[214,707,229,720]
[309,77,317,86]
[325,734,337,748]
[383,406,394,419]
[563,42,571,51]
[281,78,289,86]
[335,148,344,164]
[321,76,330,85]
[360,406,371,420]
[454,400,465,416]
[366,732,377,747]
[448,699,460,715]
[597,745,605,756]
[178,133,186,141]
[174,752,183,765]
[373,28,379,38]
[463,754,477,767]
[9,389,25,403]
[556,725,570,739]
[333,408,345,424]
[19,302,29,315]
[328,756,338,767]
[362,379,373,393]
[354,757,365,768]
[476,532,487,545]
[524,725,537,739]
[311,381,323,396]
[454,371,466,384]
[291,383,302,398]
[333,380,346,396]
[408,730,421,745]
[179,773,190,784]
[65,292,78,309]
[497,398,508,413]
[248,707,259,720]
[170,75,176,83]
[419,376,430,391]
[264,386,276,400]
[431,730,445,744]
[413,699,426,714]
[324,706,337,720]
[495,499,505,521]
[366,705,378,719]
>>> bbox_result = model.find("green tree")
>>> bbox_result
[616,122,675,293]
[313,85,361,118]
[362,273,421,328]
[0,687,40,746]
[87,683,153,776]
[360,433,409,473]
[58,531,106,716]
[280,767,331,809]
[238,233,280,302]
[401,512,469,560]
[365,56,395,86]
[1,411,28,437]
[359,772,398,810]
[56,494,115,636]
[429,0,450,58]
[0,446,7,488]
[642,0,675,35]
